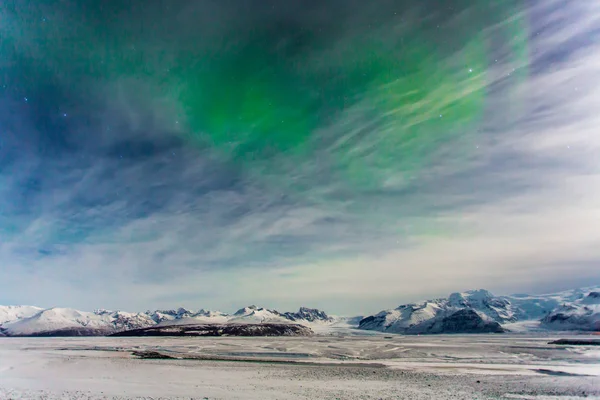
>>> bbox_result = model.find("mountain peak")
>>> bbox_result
[0,305,43,325]
[582,291,600,305]
[448,289,494,306]
[234,305,269,316]
[465,289,495,298]
[284,307,332,322]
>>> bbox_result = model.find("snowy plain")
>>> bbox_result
[0,334,599,399]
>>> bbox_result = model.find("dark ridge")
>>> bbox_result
[432,309,505,334]
[549,339,600,346]
[535,369,590,377]
[132,351,177,359]
[111,323,313,337]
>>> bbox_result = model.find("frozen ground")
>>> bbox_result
[0,334,599,399]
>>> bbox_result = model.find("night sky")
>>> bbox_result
[1,1,599,314]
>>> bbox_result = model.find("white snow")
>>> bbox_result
[0,305,43,325]
[156,314,231,326]
[0,304,341,336]
[2,308,94,335]
[506,286,600,320]
[359,286,600,334]
[1,308,155,336]
[2,286,599,337]
[0,334,598,399]
[229,306,289,324]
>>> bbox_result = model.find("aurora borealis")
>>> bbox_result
[1,1,599,313]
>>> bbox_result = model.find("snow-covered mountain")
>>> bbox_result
[505,286,599,321]
[358,290,507,334]
[147,308,230,325]
[228,305,334,325]
[359,286,600,334]
[0,305,336,337]
[284,307,334,323]
[2,285,598,337]
[229,305,286,324]
[0,308,156,337]
[541,291,600,331]
[0,305,43,325]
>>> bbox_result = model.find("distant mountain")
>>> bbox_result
[505,287,599,321]
[0,305,43,325]
[147,308,229,325]
[541,291,600,331]
[0,304,335,337]
[146,307,196,323]
[358,289,509,334]
[0,308,155,337]
[229,305,334,325]
[2,285,598,337]
[411,309,505,334]
[358,286,600,334]
[0,305,44,336]
[284,307,334,323]
[229,305,286,324]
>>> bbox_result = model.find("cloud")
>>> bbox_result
[0,0,599,314]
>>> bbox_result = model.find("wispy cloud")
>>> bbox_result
[0,0,599,314]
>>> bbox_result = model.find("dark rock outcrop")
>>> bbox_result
[541,304,600,331]
[283,307,333,322]
[111,323,313,337]
[549,338,600,346]
[412,309,505,334]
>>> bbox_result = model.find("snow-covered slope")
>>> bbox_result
[502,286,600,321]
[148,308,230,325]
[0,308,155,336]
[359,290,508,334]
[146,307,195,323]
[450,290,515,322]
[359,286,600,334]
[541,291,600,331]
[0,305,43,325]
[409,309,504,334]
[228,306,335,326]
[284,307,334,323]
[229,305,287,324]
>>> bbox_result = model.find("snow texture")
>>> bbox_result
[0,335,599,399]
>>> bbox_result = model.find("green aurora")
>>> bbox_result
[1,0,529,220]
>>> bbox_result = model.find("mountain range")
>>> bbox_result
[1,286,598,336]
[0,305,337,337]
[358,286,600,334]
